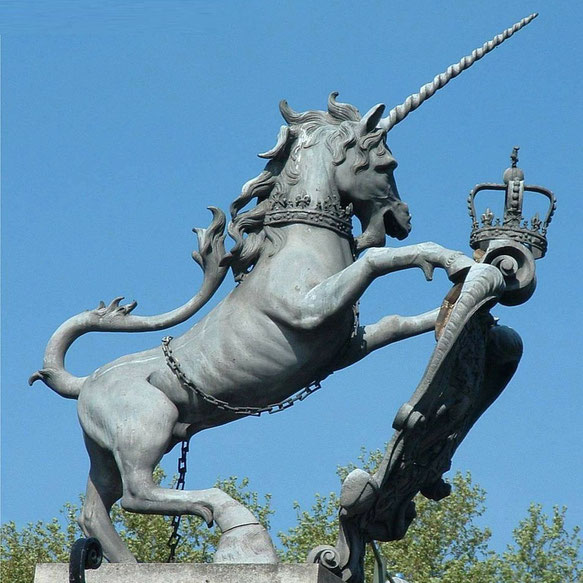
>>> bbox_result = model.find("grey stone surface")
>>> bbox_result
[34,563,342,583]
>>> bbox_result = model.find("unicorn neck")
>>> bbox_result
[264,187,353,238]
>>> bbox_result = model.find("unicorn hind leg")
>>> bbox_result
[78,434,136,563]
[79,376,277,563]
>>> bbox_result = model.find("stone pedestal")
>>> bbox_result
[34,562,342,583]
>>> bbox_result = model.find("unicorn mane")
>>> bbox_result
[223,93,386,281]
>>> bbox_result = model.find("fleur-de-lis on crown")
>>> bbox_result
[295,194,311,208]
[481,208,495,226]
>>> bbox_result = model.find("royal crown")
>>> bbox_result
[468,147,556,259]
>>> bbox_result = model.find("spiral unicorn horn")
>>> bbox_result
[378,13,538,132]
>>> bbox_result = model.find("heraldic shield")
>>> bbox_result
[309,260,525,583]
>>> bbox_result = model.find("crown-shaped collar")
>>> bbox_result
[264,191,353,238]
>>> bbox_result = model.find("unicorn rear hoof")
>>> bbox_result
[214,523,278,564]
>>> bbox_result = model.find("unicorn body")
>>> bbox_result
[33,95,473,563]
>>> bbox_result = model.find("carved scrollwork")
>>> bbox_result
[480,239,536,306]
[339,469,378,517]
[306,545,344,574]
[69,537,103,583]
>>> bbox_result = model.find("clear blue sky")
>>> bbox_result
[2,0,582,557]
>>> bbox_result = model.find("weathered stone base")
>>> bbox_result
[34,562,342,582]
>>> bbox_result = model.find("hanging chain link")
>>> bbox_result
[167,439,189,562]
[161,336,323,417]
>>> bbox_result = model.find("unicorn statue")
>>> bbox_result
[31,14,546,583]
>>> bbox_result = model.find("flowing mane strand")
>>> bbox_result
[223,93,386,282]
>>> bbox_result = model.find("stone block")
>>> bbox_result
[34,562,343,583]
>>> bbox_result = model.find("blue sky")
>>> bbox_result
[2,0,582,557]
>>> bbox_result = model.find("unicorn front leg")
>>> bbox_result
[363,242,474,283]
[331,308,441,371]
[285,243,474,330]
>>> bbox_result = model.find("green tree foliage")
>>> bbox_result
[499,504,582,583]
[2,455,581,583]
[0,504,79,583]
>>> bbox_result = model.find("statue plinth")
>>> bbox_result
[34,563,342,583]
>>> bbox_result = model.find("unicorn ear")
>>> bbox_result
[258,125,290,159]
[359,103,386,134]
